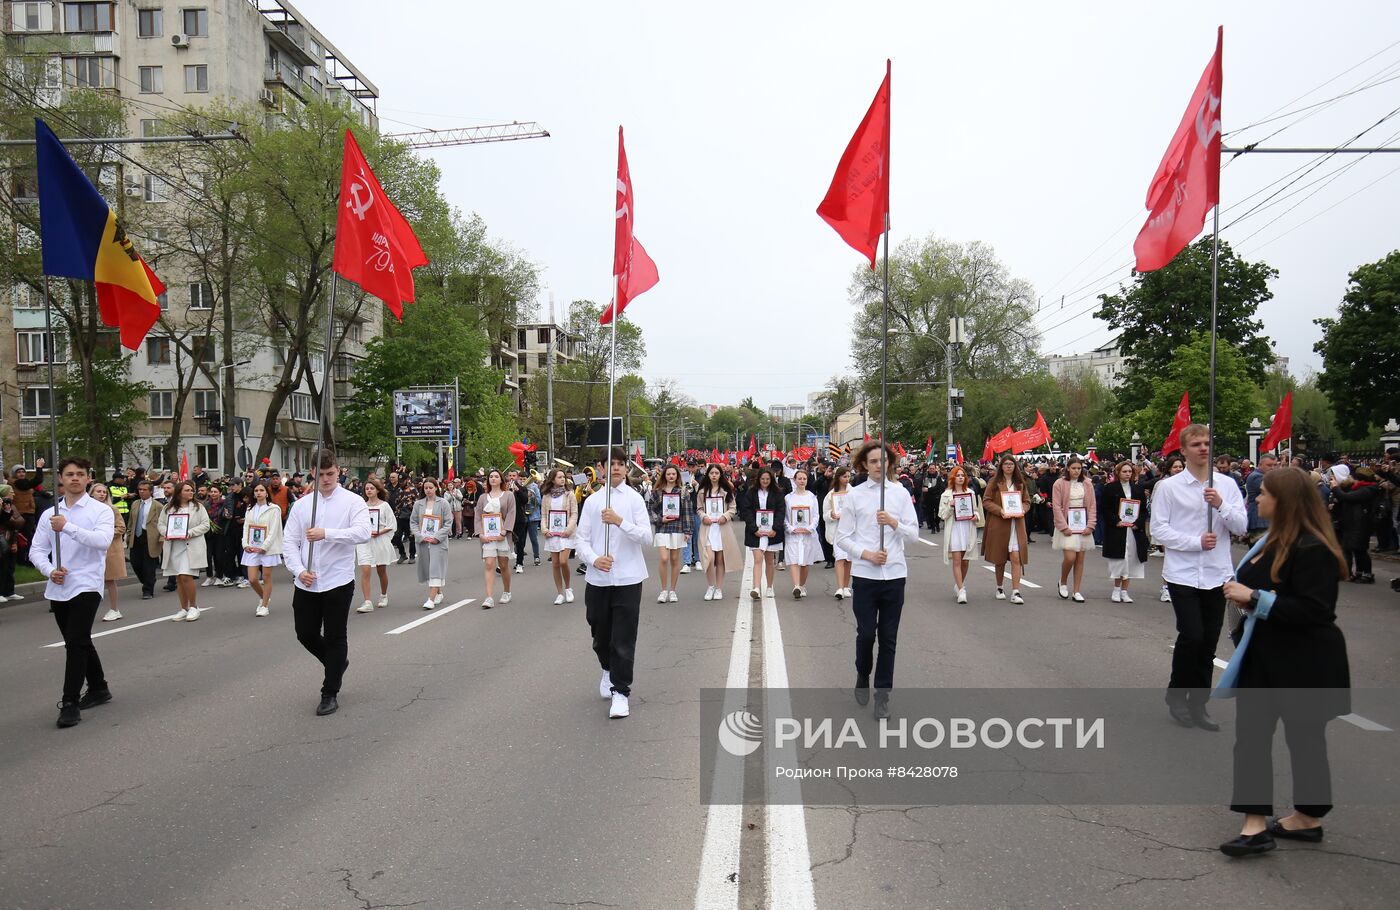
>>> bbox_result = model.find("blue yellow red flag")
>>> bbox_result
[35,118,163,350]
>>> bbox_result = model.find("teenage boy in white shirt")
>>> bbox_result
[1149,423,1247,732]
[575,448,652,719]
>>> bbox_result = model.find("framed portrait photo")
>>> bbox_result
[1067,507,1089,533]
[547,509,569,535]
[482,514,504,542]
[248,524,267,547]
[166,512,190,541]
[1118,498,1141,525]
[1000,490,1025,518]
[952,492,975,522]
[661,492,681,522]
[420,514,443,540]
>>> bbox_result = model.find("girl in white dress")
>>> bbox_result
[822,467,852,599]
[696,464,739,601]
[784,468,820,599]
[475,469,515,609]
[161,481,210,622]
[540,468,577,605]
[1052,456,1097,602]
[938,466,984,604]
[1104,461,1147,602]
[412,478,452,610]
[647,464,693,603]
[241,481,284,617]
[356,478,395,612]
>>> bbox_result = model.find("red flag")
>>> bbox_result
[817,61,891,267]
[634,446,644,469]
[989,426,1014,453]
[1261,391,1293,453]
[982,438,994,463]
[1133,28,1223,272]
[333,130,429,320]
[1161,391,1192,455]
[601,127,659,325]
[955,443,964,465]
[863,433,871,443]
[924,436,933,459]
[1034,410,1051,444]
[1010,410,1052,453]
[179,449,189,481]
[1089,449,1100,464]
[509,441,529,468]
[447,464,455,481]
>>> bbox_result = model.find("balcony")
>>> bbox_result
[263,21,318,69]
[264,63,312,101]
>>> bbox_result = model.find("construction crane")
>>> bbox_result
[384,121,550,149]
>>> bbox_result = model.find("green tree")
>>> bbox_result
[1313,250,1400,439]
[42,351,151,474]
[1131,332,1265,454]
[1096,237,1278,411]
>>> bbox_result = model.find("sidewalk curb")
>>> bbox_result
[4,574,146,611]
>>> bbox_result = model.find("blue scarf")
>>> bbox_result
[1212,534,1269,697]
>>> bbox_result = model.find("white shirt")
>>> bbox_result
[834,478,920,580]
[135,496,152,534]
[283,485,372,591]
[28,494,115,602]
[1149,469,1247,588]
[575,480,652,587]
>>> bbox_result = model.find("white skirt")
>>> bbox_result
[654,532,685,550]
[543,533,573,554]
[356,533,396,567]
[241,552,282,567]
[783,531,819,567]
[1108,540,1146,579]
[481,538,512,559]
[947,520,972,553]
[1053,529,1090,552]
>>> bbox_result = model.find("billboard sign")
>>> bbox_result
[393,388,455,438]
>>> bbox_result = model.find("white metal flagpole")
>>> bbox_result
[1205,204,1219,533]
[603,280,619,557]
[305,273,339,572]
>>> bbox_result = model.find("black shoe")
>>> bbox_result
[56,701,81,728]
[1166,699,1194,728]
[853,676,870,706]
[396,556,406,565]
[534,558,541,566]
[77,687,112,709]
[1190,707,1221,732]
[316,696,339,716]
[1353,573,1375,585]
[1219,831,1275,857]
[141,592,154,600]
[825,561,835,569]
[873,692,890,720]
[1268,819,1324,842]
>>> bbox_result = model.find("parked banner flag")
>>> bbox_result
[817,61,891,267]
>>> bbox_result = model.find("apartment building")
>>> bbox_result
[2,0,381,473]
[513,320,576,413]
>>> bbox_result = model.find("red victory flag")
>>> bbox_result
[508,441,535,468]
[924,436,934,459]
[1089,449,1100,464]
[988,426,1014,454]
[955,443,964,465]
[333,130,429,321]
[1161,391,1193,455]
[601,127,659,326]
[1133,28,1223,272]
[179,449,189,481]
[1010,410,1052,453]
[634,446,644,469]
[1261,391,1293,453]
[982,438,994,463]
[817,61,891,267]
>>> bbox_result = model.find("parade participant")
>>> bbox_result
[741,468,786,600]
[161,481,210,622]
[448,478,464,540]
[1329,468,1381,583]
[30,458,115,728]
[1216,467,1350,856]
[575,448,652,719]
[355,479,395,613]
[540,468,577,604]
[824,467,853,600]
[393,478,417,565]
[938,465,984,604]
[87,484,127,622]
[241,481,284,617]
[1149,424,1247,731]
[526,471,543,566]
[1052,456,1097,603]
[784,468,820,598]
[412,477,452,610]
[283,450,372,717]
[836,441,919,719]
[509,469,530,574]
[696,463,740,601]
[1102,461,1148,603]
[647,464,693,603]
[983,455,1031,604]
[475,469,516,609]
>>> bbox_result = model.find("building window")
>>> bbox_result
[10,2,54,31]
[138,65,162,93]
[195,443,218,465]
[289,392,318,422]
[143,174,166,203]
[189,281,213,309]
[157,291,169,311]
[537,327,550,345]
[22,387,63,418]
[180,7,207,36]
[13,284,44,309]
[148,447,168,470]
[16,330,66,364]
[63,55,116,89]
[534,352,545,369]
[332,355,358,381]
[63,2,112,32]
[184,64,208,93]
[146,336,171,364]
[193,389,219,416]
[517,329,527,349]
[194,336,216,362]
[137,7,162,36]
[148,391,173,418]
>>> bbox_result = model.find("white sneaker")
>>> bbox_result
[482,597,494,609]
[564,588,575,603]
[599,671,613,699]
[703,587,714,601]
[101,608,122,622]
[995,588,1006,600]
[185,606,201,621]
[609,692,630,719]
[1058,584,1069,599]
[7,593,23,601]
[1110,588,1122,603]
[514,564,523,574]
[357,600,375,613]
[255,604,269,617]
[798,587,807,599]
[434,592,443,604]
[835,587,844,600]
[1071,592,1085,603]
[1120,592,1134,603]
[554,594,565,605]
[500,592,512,604]
[218,577,235,587]
[200,577,214,587]
[172,608,188,622]
[1010,590,1025,605]
[422,599,435,611]
[845,587,854,598]
[1160,586,1172,603]
[668,591,678,603]
[657,590,669,603]
[712,586,723,600]
[378,595,389,608]
[237,578,251,589]
[956,588,968,604]
[750,588,760,600]
[679,564,692,574]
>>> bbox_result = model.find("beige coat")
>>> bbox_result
[125,496,164,558]
[938,488,985,565]
[160,503,210,575]
[105,504,128,581]
[696,490,742,573]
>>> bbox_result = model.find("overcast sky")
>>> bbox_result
[298,0,1400,411]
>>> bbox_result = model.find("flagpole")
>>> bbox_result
[305,273,339,572]
[1206,204,1220,533]
[42,276,61,568]
[879,214,890,550]
[603,282,619,557]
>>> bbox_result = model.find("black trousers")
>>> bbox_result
[292,580,353,697]
[0,546,15,597]
[52,591,105,704]
[130,537,158,595]
[816,518,835,564]
[1165,583,1226,708]
[1231,690,1334,817]
[852,576,906,691]
[585,582,641,696]
[1348,545,1372,575]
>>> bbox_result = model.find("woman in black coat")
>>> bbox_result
[740,468,785,600]
[1329,468,1382,583]
[1217,467,1351,857]
[1099,461,1150,603]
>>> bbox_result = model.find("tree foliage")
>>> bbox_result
[1313,250,1400,439]
[1129,332,1264,454]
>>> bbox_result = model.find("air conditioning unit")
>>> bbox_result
[259,88,277,108]
[125,184,143,197]
[171,33,190,48]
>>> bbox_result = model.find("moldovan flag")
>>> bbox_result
[1261,391,1293,453]
[602,127,659,326]
[334,129,428,320]
[817,61,891,267]
[1133,28,1223,272]
[35,119,163,350]
[1161,392,1192,455]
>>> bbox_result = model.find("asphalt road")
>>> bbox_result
[1,528,1397,909]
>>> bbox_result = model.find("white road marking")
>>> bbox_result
[384,599,473,634]
[761,586,816,910]
[1339,713,1394,732]
[43,608,215,648]
[980,564,1043,589]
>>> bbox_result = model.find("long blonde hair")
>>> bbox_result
[1259,467,1348,583]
